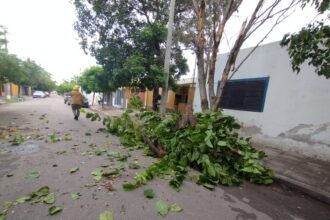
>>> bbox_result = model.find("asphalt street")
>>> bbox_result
[0,95,329,220]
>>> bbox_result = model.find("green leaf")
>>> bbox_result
[170,203,183,212]
[70,167,79,173]
[94,175,102,182]
[12,134,25,145]
[56,150,67,155]
[84,182,97,188]
[48,206,63,215]
[143,188,155,199]
[154,200,169,217]
[85,132,91,136]
[71,193,81,200]
[128,163,141,169]
[207,165,216,177]
[43,193,56,204]
[0,211,6,220]
[263,179,273,185]
[217,141,227,147]
[26,170,40,179]
[16,196,31,204]
[63,136,72,141]
[202,183,215,190]
[99,211,113,220]
[3,201,13,209]
[122,183,136,191]
[35,186,50,196]
[91,169,102,181]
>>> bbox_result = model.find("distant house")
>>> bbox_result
[124,78,195,112]
[193,41,330,161]
[0,82,31,98]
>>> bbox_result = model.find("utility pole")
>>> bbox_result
[160,0,176,114]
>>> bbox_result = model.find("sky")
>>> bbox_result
[0,0,323,83]
[0,0,96,83]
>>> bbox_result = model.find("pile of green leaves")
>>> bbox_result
[86,110,273,190]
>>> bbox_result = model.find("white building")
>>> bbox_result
[193,41,330,161]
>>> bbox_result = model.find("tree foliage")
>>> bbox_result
[73,0,188,108]
[86,109,273,190]
[56,80,76,95]
[281,0,330,78]
[78,66,104,94]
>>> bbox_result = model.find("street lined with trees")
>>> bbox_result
[0,25,56,94]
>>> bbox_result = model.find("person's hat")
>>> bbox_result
[73,85,80,90]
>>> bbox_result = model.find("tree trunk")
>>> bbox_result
[196,0,208,112]
[152,87,160,111]
[198,74,208,111]
[92,92,95,106]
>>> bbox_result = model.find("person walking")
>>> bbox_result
[70,85,84,120]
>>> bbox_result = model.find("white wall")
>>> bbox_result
[193,41,330,161]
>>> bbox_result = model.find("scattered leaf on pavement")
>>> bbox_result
[0,211,6,220]
[48,134,60,143]
[99,211,113,220]
[26,170,40,179]
[71,193,81,200]
[91,169,103,182]
[12,134,24,145]
[128,163,140,169]
[144,189,155,199]
[0,134,9,139]
[48,206,63,215]
[56,150,67,155]
[155,200,169,217]
[85,132,91,136]
[170,203,183,212]
[70,167,79,173]
[63,136,72,141]
[122,183,136,191]
[3,201,13,209]
[84,182,97,188]
[43,193,56,204]
[34,186,50,197]
[15,196,31,204]
[6,172,13,177]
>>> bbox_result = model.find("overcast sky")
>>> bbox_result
[0,0,322,83]
[0,0,96,83]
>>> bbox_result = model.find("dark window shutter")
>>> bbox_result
[218,77,269,112]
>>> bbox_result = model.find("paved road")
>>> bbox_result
[0,95,329,220]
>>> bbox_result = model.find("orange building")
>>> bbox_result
[126,78,195,113]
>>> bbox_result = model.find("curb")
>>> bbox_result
[275,174,330,205]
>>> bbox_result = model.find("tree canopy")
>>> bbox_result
[73,0,188,108]
[78,65,104,94]
[281,0,330,78]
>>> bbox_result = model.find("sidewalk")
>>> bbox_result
[89,104,126,117]
[256,145,330,205]
[89,106,330,205]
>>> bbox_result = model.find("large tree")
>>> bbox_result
[175,0,299,111]
[281,0,330,78]
[73,0,188,110]
[78,65,105,105]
